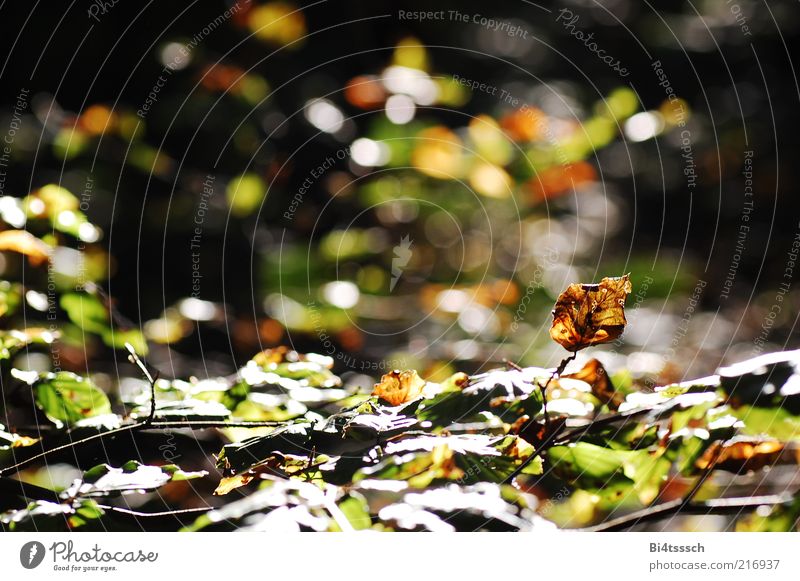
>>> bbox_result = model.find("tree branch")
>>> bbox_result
[581,493,795,532]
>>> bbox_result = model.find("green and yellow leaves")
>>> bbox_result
[13,369,111,428]
[549,442,670,506]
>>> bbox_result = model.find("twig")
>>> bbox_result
[125,343,157,426]
[141,420,283,430]
[96,504,213,518]
[538,352,577,430]
[581,493,795,532]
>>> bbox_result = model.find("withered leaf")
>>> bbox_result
[550,274,632,352]
[372,370,426,406]
[696,439,785,472]
[563,358,623,410]
[0,230,51,266]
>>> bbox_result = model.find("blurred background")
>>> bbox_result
[1,0,799,391]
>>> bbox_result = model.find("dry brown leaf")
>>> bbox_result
[372,369,426,406]
[697,439,785,472]
[0,230,51,266]
[550,274,632,352]
[563,358,623,410]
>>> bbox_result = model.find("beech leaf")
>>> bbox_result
[550,274,632,351]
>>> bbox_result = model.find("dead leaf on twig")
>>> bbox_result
[550,275,632,352]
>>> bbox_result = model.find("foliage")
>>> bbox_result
[0,1,798,534]
[1,333,798,530]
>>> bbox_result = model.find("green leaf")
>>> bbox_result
[334,494,372,531]
[732,405,800,442]
[548,442,670,505]
[14,370,112,428]
[0,280,21,318]
[416,367,546,426]
[60,292,109,334]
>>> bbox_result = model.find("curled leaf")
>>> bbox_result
[550,275,632,352]
[372,370,426,406]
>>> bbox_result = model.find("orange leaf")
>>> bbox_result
[372,369,426,406]
[550,275,631,352]
[696,439,785,472]
[0,230,51,266]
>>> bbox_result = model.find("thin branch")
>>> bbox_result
[125,342,156,426]
[0,424,141,476]
[141,420,283,429]
[538,352,577,430]
[581,493,795,532]
[96,504,213,518]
